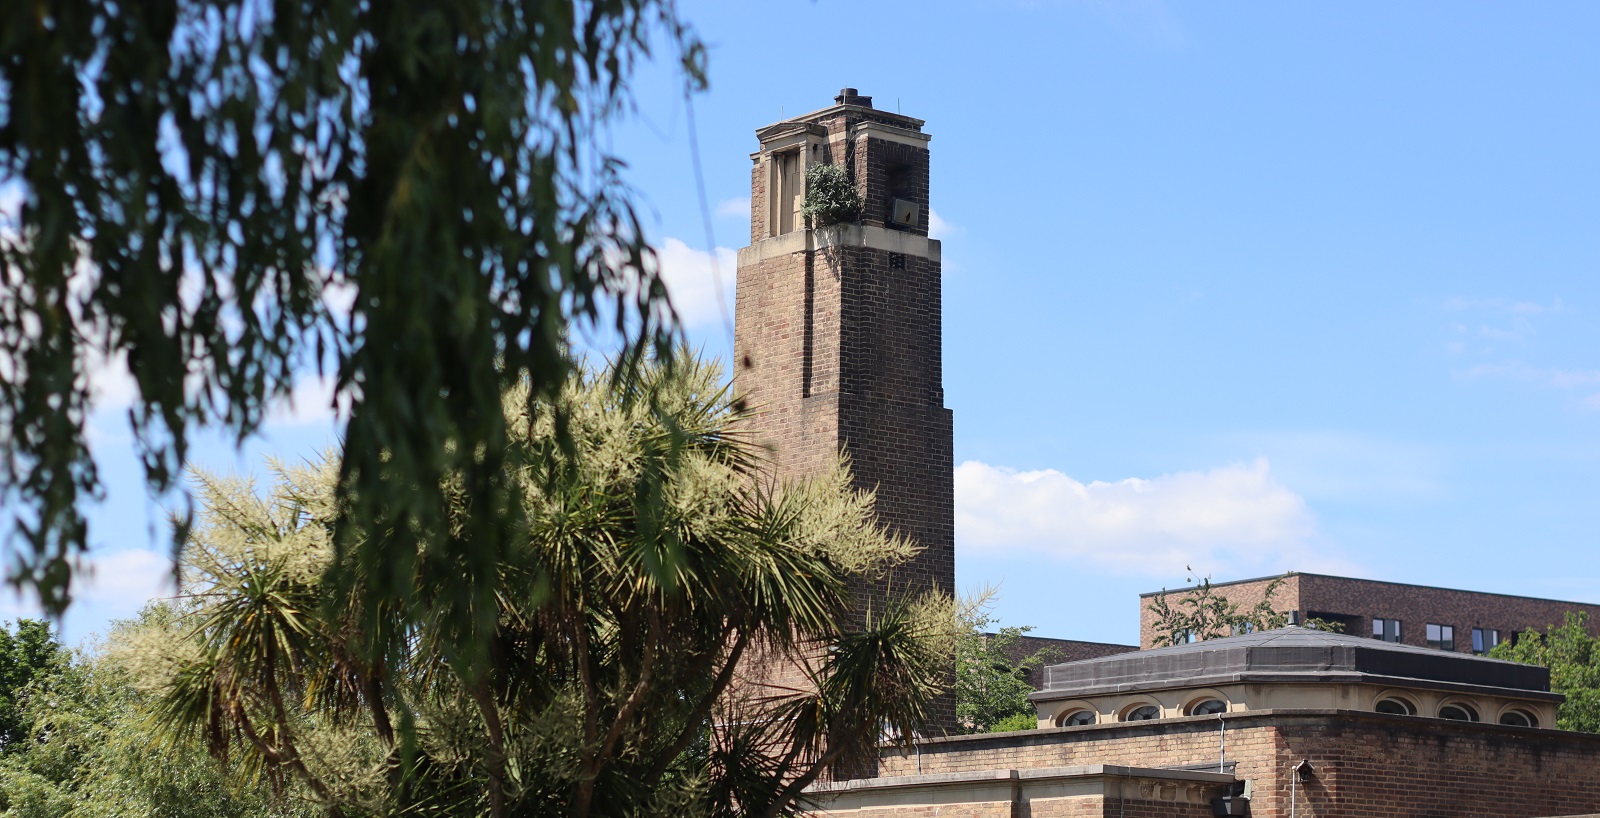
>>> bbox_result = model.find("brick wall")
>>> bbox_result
[1138,572,1600,650]
[806,767,1233,818]
[1138,574,1304,648]
[734,95,954,732]
[875,709,1600,818]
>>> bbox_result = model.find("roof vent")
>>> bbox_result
[835,87,873,108]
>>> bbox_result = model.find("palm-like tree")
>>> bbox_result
[147,352,951,818]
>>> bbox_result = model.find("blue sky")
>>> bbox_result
[24,2,1600,646]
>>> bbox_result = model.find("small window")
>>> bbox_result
[1375,697,1415,716]
[1472,628,1500,655]
[1059,710,1096,727]
[1231,621,1256,636]
[1427,624,1455,652]
[1372,618,1401,643]
[1499,709,1537,728]
[1123,704,1161,722]
[1188,699,1227,716]
[1438,703,1478,722]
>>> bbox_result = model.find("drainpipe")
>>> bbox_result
[1217,714,1227,773]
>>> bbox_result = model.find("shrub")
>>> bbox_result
[802,163,860,227]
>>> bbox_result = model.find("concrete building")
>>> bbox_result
[1139,571,1600,653]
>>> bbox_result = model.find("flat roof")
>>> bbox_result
[1032,626,1555,702]
[1137,570,1600,608]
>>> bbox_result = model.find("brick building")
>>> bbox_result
[811,628,1600,817]
[729,90,1600,816]
[734,87,952,625]
[1138,571,1600,653]
[733,88,956,726]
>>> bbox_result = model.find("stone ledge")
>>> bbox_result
[896,707,1600,749]
[1028,670,1564,703]
[738,225,941,266]
[809,764,1235,794]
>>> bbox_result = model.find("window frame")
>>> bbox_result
[1121,703,1162,722]
[1375,697,1416,716]
[1372,617,1401,643]
[1373,690,1419,716]
[1426,623,1456,652]
[1497,707,1538,728]
[1058,709,1097,727]
[1471,627,1500,655]
[1437,700,1480,722]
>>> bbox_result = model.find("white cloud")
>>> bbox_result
[265,373,345,428]
[955,458,1344,578]
[1213,430,1446,504]
[84,347,140,409]
[1459,361,1600,391]
[1442,296,1564,315]
[654,238,737,331]
[715,197,751,222]
[0,548,173,641]
[928,209,961,241]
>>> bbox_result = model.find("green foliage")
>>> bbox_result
[802,163,861,228]
[1491,612,1600,732]
[130,351,951,818]
[0,620,63,754]
[989,712,1038,733]
[0,0,705,623]
[953,595,1061,734]
[1145,570,1342,647]
[0,609,313,818]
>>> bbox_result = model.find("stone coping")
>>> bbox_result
[737,225,940,265]
[1029,669,1564,703]
[1040,626,1550,695]
[806,764,1236,794]
[893,707,1600,749]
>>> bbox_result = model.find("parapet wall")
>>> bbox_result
[859,710,1600,818]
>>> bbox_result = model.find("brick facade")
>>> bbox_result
[734,91,955,729]
[809,766,1233,818]
[1139,572,1600,651]
[854,709,1600,818]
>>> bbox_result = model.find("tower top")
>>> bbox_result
[756,89,925,140]
[834,87,872,107]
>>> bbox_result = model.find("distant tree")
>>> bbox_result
[1146,570,1345,648]
[1491,612,1600,732]
[953,596,1063,734]
[0,620,62,754]
[0,607,312,818]
[0,0,706,627]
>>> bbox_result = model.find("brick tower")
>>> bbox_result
[734,89,954,728]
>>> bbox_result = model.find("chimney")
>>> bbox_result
[834,87,873,108]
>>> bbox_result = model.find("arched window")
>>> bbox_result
[1123,704,1161,722]
[1498,709,1537,728]
[1438,703,1479,722]
[1187,699,1227,716]
[1375,697,1415,716]
[1059,710,1096,727]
